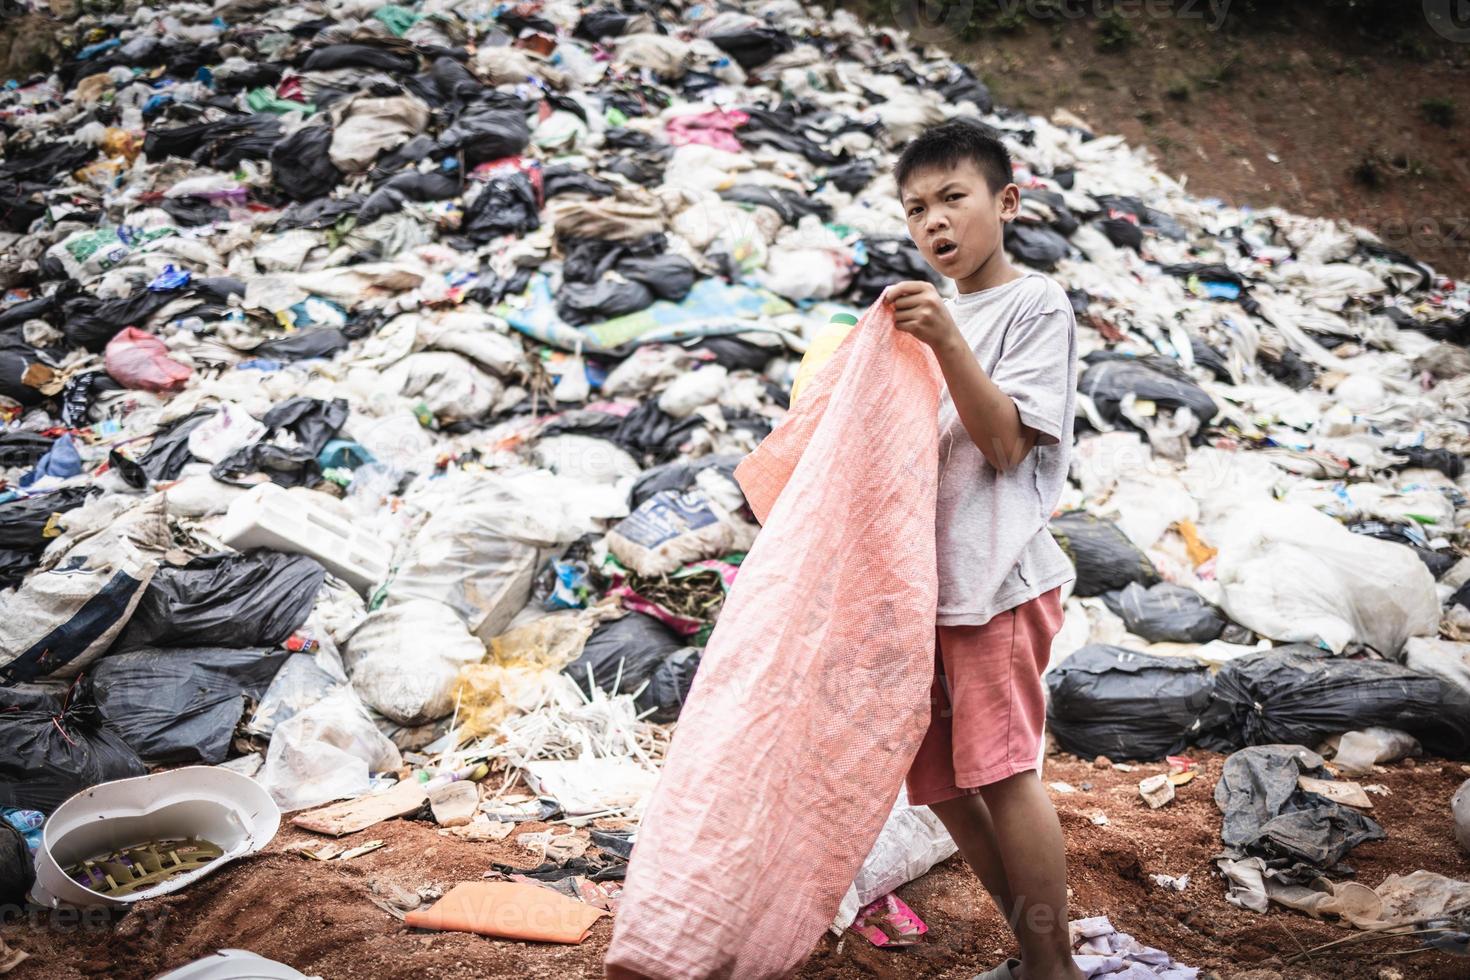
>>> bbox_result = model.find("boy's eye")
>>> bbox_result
[946,193,964,202]
[907,206,923,217]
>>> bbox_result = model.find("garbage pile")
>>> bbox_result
[1,0,1469,960]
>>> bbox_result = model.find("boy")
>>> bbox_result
[881,120,1083,980]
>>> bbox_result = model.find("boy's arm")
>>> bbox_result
[883,280,1039,473]
[934,336,1039,472]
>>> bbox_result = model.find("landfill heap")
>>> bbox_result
[3,0,1470,950]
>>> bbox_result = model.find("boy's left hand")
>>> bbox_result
[881,281,961,354]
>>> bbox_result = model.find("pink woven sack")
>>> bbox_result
[605,301,944,979]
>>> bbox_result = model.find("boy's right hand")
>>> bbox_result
[881,281,963,357]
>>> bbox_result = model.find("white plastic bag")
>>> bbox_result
[1327,727,1421,775]
[831,787,956,933]
[343,598,487,724]
[1212,501,1439,656]
[259,686,403,812]
[389,471,610,639]
[0,532,156,681]
[1403,637,1470,700]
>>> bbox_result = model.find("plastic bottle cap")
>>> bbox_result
[829,312,858,326]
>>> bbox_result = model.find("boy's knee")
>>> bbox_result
[975,769,1038,801]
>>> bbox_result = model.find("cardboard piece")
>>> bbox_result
[292,779,428,836]
[1298,776,1374,809]
[403,881,606,944]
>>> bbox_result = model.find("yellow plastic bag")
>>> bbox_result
[789,312,857,406]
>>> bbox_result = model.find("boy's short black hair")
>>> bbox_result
[893,120,1013,197]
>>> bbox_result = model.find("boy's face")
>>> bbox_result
[900,159,1019,285]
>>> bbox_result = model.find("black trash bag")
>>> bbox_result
[617,254,696,302]
[562,612,690,718]
[59,370,125,428]
[302,44,419,74]
[211,442,322,488]
[0,179,49,232]
[274,195,365,231]
[1101,581,1226,643]
[114,550,326,651]
[88,646,289,765]
[0,486,93,550]
[459,173,539,242]
[0,141,96,181]
[435,104,531,164]
[561,233,666,283]
[1207,645,1470,759]
[108,449,149,490]
[1048,511,1160,597]
[0,684,147,814]
[644,647,701,723]
[0,817,33,906]
[1045,644,1224,761]
[253,328,348,362]
[851,236,943,302]
[628,455,742,510]
[1190,337,1233,382]
[543,165,618,200]
[0,294,57,332]
[1159,262,1247,287]
[821,159,877,193]
[1215,745,1385,874]
[1004,223,1071,269]
[0,547,40,591]
[1258,346,1316,391]
[139,408,215,482]
[271,122,342,202]
[575,8,635,40]
[604,151,668,187]
[719,185,830,226]
[0,431,53,468]
[62,289,176,352]
[708,28,794,71]
[144,115,281,168]
[611,401,704,464]
[681,336,775,372]
[557,279,655,326]
[735,107,845,166]
[0,334,58,408]
[1096,217,1144,251]
[161,197,229,227]
[1388,445,1464,479]
[262,397,348,455]
[938,64,993,113]
[358,170,461,224]
[1079,353,1219,432]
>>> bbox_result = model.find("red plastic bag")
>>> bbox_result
[104,327,191,392]
[606,301,943,979]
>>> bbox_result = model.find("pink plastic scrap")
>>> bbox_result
[664,108,750,154]
[851,893,927,948]
[104,326,192,393]
[605,301,943,979]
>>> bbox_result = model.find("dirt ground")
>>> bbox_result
[947,4,1470,278]
[6,749,1467,979]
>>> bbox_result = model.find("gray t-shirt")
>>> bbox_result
[936,271,1077,625]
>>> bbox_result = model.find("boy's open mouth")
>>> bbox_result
[933,240,958,257]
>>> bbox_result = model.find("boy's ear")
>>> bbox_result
[997,183,1021,222]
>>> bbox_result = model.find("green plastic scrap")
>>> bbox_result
[245,88,315,115]
[373,5,423,36]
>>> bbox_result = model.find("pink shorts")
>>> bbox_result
[905,588,1065,806]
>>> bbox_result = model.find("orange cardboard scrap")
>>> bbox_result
[403,881,606,944]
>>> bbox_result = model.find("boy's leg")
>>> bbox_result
[927,794,1016,923]
[976,771,1083,980]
